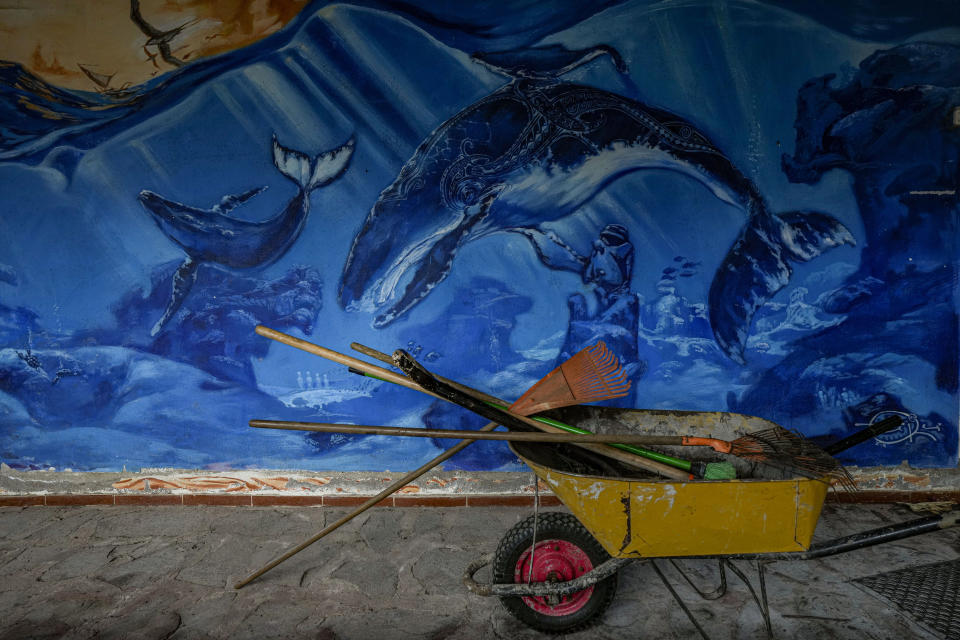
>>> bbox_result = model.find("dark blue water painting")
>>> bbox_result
[0,0,957,472]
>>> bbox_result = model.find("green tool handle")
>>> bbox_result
[484,401,693,472]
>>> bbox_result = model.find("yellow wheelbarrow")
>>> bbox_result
[239,330,957,636]
[463,406,960,636]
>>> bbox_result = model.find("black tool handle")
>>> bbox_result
[393,350,535,432]
[823,415,903,456]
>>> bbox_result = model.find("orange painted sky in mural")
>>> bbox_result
[0,0,309,91]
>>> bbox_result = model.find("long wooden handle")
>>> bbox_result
[236,326,510,589]
[250,419,687,446]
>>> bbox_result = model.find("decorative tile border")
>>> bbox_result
[0,491,955,508]
[112,475,293,492]
[115,494,184,506]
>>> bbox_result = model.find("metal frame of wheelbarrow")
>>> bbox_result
[464,510,960,638]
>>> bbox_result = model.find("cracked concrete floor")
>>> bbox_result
[0,503,957,639]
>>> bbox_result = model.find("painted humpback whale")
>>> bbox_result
[139,135,354,335]
[338,46,853,363]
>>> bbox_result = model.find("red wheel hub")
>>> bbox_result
[514,538,595,616]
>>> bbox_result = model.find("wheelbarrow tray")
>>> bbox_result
[512,405,830,558]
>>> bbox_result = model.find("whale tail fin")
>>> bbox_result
[151,257,199,336]
[272,136,355,193]
[709,209,855,363]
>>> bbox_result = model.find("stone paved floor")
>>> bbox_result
[0,503,957,639]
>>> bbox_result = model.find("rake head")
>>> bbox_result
[510,341,632,416]
[731,426,856,490]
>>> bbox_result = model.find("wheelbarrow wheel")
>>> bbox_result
[493,512,618,634]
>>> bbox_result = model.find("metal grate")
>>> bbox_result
[854,558,960,639]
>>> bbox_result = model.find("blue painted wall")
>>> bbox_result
[1,1,957,472]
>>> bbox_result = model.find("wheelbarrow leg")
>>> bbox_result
[722,559,774,639]
[650,560,712,640]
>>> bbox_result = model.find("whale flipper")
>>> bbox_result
[709,211,855,363]
[510,227,587,274]
[151,257,198,336]
[372,196,494,328]
[212,187,267,215]
[273,136,355,192]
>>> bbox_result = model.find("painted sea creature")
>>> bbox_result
[16,346,44,375]
[139,135,354,335]
[339,45,854,363]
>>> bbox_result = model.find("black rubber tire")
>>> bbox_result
[493,512,618,634]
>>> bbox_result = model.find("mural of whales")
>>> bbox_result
[139,135,354,336]
[338,47,853,363]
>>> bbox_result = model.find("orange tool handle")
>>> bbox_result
[679,436,733,454]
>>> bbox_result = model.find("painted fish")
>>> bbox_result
[339,47,852,363]
[139,135,354,335]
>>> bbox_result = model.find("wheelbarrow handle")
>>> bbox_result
[798,509,960,560]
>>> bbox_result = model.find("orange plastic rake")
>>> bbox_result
[509,341,631,416]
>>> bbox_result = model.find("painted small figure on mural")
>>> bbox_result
[514,222,643,400]
[516,223,633,301]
